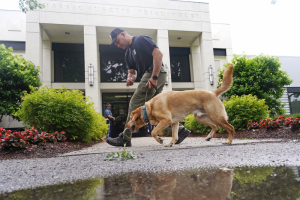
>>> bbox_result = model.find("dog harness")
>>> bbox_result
[142,105,150,123]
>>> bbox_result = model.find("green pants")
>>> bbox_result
[123,68,184,141]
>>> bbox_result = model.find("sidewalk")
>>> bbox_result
[59,137,285,157]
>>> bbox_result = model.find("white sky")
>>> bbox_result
[0,0,299,56]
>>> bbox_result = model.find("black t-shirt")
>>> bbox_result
[125,35,158,78]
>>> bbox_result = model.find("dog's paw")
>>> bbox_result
[205,137,212,141]
[164,143,173,147]
[158,137,164,144]
[222,140,232,144]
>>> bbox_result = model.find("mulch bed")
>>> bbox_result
[189,127,300,140]
[1,127,300,161]
[0,140,103,161]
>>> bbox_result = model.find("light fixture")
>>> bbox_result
[65,32,70,35]
[177,37,181,40]
[88,63,94,86]
[209,65,214,85]
[165,64,169,85]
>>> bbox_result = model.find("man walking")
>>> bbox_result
[106,28,191,147]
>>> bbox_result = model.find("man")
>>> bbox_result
[104,103,115,138]
[106,28,191,147]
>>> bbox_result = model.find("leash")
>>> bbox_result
[145,79,158,102]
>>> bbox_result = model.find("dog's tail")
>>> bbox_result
[213,65,234,96]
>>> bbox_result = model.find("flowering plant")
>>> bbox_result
[247,122,259,130]
[0,127,66,149]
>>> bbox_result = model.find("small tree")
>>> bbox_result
[0,44,41,122]
[19,0,45,13]
[218,54,292,116]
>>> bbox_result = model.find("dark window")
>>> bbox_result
[170,47,191,82]
[0,41,25,50]
[100,52,128,82]
[100,45,141,82]
[288,92,300,114]
[53,43,85,83]
[213,48,227,56]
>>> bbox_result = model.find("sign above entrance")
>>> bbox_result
[39,0,207,22]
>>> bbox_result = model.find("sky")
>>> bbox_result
[0,0,299,57]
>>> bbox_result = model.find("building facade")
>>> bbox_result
[0,0,233,131]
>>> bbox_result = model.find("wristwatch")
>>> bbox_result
[151,75,158,80]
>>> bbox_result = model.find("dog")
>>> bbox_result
[126,65,234,147]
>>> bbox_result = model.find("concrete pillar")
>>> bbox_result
[42,30,52,87]
[226,48,234,63]
[199,32,215,91]
[156,29,172,91]
[84,25,100,112]
[25,19,43,72]
[191,37,203,90]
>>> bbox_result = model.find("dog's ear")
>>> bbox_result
[131,109,141,121]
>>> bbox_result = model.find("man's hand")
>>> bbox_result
[146,77,158,89]
[126,77,134,86]
[126,69,136,86]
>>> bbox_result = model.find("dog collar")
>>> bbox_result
[142,105,150,123]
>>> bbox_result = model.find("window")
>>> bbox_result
[170,47,191,82]
[53,43,85,82]
[288,92,300,114]
[100,45,141,82]
[287,87,300,114]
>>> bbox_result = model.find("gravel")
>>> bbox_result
[0,141,300,194]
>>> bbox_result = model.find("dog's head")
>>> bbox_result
[126,107,147,132]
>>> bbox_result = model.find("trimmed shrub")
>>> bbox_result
[184,94,270,133]
[183,114,211,135]
[14,87,109,143]
[223,94,270,131]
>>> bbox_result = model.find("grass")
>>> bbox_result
[104,144,138,161]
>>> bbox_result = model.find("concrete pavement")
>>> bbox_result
[59,137,286,157]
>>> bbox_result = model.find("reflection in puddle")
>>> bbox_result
[1,166,300,200]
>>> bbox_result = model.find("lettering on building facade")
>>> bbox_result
[40,0,205,22]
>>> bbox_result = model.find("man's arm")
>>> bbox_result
[126,69,137,86]
[146,48,163,89]
[107,114,115,121]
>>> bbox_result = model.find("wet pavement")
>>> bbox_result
[0,138,300,197]
[1,165,300,200]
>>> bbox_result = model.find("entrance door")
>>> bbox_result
[102,93,148,138]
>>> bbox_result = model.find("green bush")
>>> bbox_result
[183,94,270,133]
[0,44,41,122]
[183,114,211,135]
[223,94,270,130]
[14,87,109,142]
[218,54,292,116]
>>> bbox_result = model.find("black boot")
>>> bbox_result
[175,128,191,144]
[106,133,132,147]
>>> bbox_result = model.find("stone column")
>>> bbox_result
[226,48,234,63]
[156,29,172,91]
[199,32,215,91]
[191,37,203,90]
[42,30,52,87]
[25,12,43,73]
[84,25,100,112]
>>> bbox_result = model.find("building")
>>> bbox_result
[279,56,300,115]
[0,0,233,133]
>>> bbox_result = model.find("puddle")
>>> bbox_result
[1,166,300,200]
